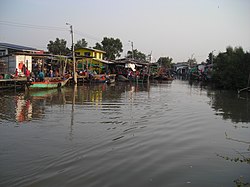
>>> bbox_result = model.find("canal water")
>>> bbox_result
[0,80,249,187]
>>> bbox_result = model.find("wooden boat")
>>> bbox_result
[238,87,250,94]
[89,74,107,83]
[106,74,116,84]
[27,77,70,90]
[117,75,129,82]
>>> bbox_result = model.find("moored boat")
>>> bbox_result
[27,77,70,90]
[106,74,116,84]
[89,74,107,83]
[117,75,129,82]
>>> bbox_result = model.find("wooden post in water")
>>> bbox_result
[66,23,77,84]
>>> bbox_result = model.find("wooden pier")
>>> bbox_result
[238,87,250,94]
[0,78,27,91]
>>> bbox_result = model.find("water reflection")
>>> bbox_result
[0,93,32,122]
[0,83,151,123]
[207,90,250,123]
[1,81,249,124]
[187,80,250,123]
[0,80,249,187]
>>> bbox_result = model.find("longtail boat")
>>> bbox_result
[89,74,107,83]
[27,77,70,90]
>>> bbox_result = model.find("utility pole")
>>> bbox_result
[66,23,77,84]
[190,53,194,67]
[129,41,134,60]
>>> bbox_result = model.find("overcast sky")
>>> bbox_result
[1,0,250,62]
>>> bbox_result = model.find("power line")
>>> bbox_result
[0,20,103,43]
[0,20,67,31]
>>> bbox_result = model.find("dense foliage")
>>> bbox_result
[74,38,88,49]
[212,46,250,89]
[127,49,147,61]
[157,57,173,68]
[94,37,123,60]
[47,38,70,55]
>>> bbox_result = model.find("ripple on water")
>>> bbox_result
[0,81,249,187]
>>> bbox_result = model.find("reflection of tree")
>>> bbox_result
[207,90,250,123]
[188,80,250,123]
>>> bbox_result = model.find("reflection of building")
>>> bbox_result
[15,96,32,122]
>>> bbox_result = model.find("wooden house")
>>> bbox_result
[0,42,43,77]
[75,47,113,74]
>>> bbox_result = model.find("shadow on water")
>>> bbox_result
[208,89,250,124]
[187,80,250,124]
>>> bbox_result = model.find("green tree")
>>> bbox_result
[47,38,70,55]
[212,46,250,89]
[74,38,88,50]
[94,37,123,60]
[157,57,173,68]
[127,49,147,61]
[206,52,215,64]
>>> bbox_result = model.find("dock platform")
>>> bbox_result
[0,78,27,91]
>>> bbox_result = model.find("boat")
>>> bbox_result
[106,74,116,84]
[89,74,107,83]
[117,74,129,82]
[27,77,70,90]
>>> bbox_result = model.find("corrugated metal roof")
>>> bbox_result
[0,42,37,51]
[75,47,106,53]
[94,58,114,64]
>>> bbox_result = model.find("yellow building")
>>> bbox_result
[75,47,113,74]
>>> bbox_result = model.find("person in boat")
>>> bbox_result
[55,69,59,77]
[30,72,35,82]
[38,71,44,82]
[49,69,54,78]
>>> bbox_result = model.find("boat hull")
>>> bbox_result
[28,78,70,90]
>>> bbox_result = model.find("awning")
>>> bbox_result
[93,58,114,64]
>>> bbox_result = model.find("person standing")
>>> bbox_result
[15,68,18,77]
[25,68,31,81]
